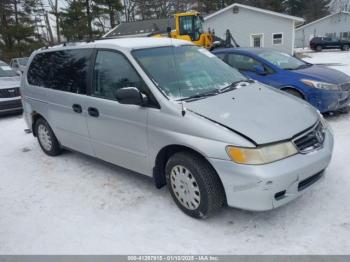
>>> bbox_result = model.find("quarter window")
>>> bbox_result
[27,49,92,94]
[27,53,50,87]
[273,33,283,45]
[92,50,147,100]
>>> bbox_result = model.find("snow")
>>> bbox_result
[1,51,350,255]
[301,50,350,76]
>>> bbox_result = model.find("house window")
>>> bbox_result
[273,33,283,45]
[251,34,264,48]
[341,32,350,40]
[325,32,336,38]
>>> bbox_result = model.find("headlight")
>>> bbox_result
[318,110,332,134]
[301,79,340,91]
[226,142,298,165]
[317,111,329,129]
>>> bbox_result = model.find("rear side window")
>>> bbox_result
[27,49,92,94]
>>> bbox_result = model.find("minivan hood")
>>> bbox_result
[0,76,21,89]
[186,83,319,145]
[294,64,350,85]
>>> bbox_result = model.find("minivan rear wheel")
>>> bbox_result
[165,152,225,219]
[342,45,349,51]
[35,118,62,156]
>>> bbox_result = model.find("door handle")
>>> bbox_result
[72,104,82,113]
[88,107,99,117]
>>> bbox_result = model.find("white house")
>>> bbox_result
[295,12,350,48]
[204,3,304,54]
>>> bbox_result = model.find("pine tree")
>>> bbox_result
[60,0,90,41]
[304,0,330,22]
[0,0,42,60]
[283,0,304,17]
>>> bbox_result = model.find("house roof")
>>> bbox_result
[204,3,305,23]
[104,18,175,38]
[296,11,350,31]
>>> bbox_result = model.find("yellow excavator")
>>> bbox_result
[103,11,239,50]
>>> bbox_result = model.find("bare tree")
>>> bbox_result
[329,0,350,12]
[48,0,61,43]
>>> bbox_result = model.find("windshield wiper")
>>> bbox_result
[219,79,254,93]
[180,89,220,102]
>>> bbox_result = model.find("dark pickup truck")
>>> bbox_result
[310,37,350,51]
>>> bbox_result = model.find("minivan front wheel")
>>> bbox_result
[166,152,225,219]
[342,45,349,51]
[35,118,62,156]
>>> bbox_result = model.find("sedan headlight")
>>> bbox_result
[226,142,298,165]
[301,79,340,91]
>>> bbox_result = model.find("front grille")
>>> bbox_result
[0,87,20,98]
[293,122,325,153]
[0,99,22,111]
[340,82,350,92]
[298,171,323,191]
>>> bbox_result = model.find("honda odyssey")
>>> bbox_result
[21,38,334,218]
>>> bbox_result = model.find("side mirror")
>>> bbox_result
[254,65,266,75]
[116,87,148,106]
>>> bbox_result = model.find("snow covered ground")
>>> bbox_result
[1,51,350,255]
[302,49,350,76]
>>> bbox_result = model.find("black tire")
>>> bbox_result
[34,118,62,156]
[316,45,323,52]
[342,45,349,51]
[283,88,305,100]
[165,152,225,219]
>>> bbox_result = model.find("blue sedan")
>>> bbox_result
[213,48,350,113]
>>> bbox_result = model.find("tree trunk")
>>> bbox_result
[55,0,61,43]
[108,2,116,28]
[85,0,93,39]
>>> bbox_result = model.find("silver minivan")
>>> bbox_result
[21,38,334,218]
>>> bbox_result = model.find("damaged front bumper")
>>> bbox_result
[208,129,334,211]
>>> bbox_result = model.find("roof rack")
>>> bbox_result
[62,38,95,46]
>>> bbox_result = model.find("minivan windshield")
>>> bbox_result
[133,45,248,101]
[258,51,311,70]
[0,63,18,77]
